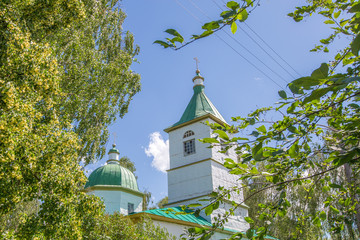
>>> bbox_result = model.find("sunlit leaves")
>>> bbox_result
[350,34,360,56]
[1,0,140,238]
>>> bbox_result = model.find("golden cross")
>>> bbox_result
[194,57,200,70]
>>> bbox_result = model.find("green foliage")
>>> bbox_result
[155,0,254,50]
[1,0,140,238]
[84,213,177,240]
[157,0,360,239]
[157,196,169,209]
[119,156,137,174]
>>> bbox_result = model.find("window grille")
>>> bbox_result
[183,130,194,138]
[184,139,196,156]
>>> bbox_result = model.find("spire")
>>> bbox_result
[107,143,120,164]
[164,68,226,132]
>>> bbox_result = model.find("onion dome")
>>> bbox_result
[84,144,140,192]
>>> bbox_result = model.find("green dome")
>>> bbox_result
[85,162,139,191]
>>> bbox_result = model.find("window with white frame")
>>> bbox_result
[184,139,196,156]
[183,130,194,138]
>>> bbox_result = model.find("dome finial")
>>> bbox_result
[108,138,120,163]
[192,57,204,87]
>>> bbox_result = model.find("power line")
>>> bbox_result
[187,0,291,85]
[243,22,302,77]
[173,0,289,92]
[211,0,301,79]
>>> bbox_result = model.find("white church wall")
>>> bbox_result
[153,219,237,240]
[168,160,213,203]
[211,202,249,232]
[89,189,142,214]
[211,161,244,203]
[152,220,189,238]
[168,119,213,169]
[211,128,237,165]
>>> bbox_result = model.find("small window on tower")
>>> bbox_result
[183,130,194,138]
[184,139,196,156]
[128,203,134,214]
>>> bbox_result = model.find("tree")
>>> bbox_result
[1,0,140,238]
[157,196,169,209]
[120,156,137,173]
[156,0,360,239]
[84,213,176,240]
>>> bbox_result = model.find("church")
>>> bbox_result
[84,69,276,239]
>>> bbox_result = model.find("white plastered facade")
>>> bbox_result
[166,117,250,233]
[87,188,143,215]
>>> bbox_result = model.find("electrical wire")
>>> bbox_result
[243,22,302,77]
[187,0,291,85]
[173,0,289,91]
[210,0,298,80]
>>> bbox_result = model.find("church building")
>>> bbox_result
[84,69,276,239]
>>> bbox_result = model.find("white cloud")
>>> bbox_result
[145,132,169,173]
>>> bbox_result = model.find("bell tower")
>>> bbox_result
[164,68,249,232]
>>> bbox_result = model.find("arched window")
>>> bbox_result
[183,130,194,138]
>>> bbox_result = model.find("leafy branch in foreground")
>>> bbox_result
[154,0,256,50]
[156,0,360,239]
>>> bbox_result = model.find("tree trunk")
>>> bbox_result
[344,163,360,234]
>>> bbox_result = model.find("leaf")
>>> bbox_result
[311,63,329,79]
[244,217,254,224]
[220,10,237,19]
[288,142,299,158]
[202,21,221,31]
[330,205,340,214]
[350,34,360,56]
[188,203,202,208]
[256,125,266,134]
[205,205,214,215]
[313,216,321,227]
[278,90,287,99]
[153,40,173,48]
[302,87,331,105]
[324,20,335,24]
[231,22,237,34]
[252,142,263,161]
[237,9,248,22]
[333,11,340,19]
[201,138,219,143]
[227,1,239,10]
[213,130,229,140]
[291,77,321,89]
[319,211,327,220]
[329,183,342,189]
[164,29,182,38]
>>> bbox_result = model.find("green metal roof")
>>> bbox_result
[171,85,227,128]
[137,207,278,239]
[85,162,139,191]
[142,207,211,226]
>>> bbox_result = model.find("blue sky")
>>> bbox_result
[85,0,350,206]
